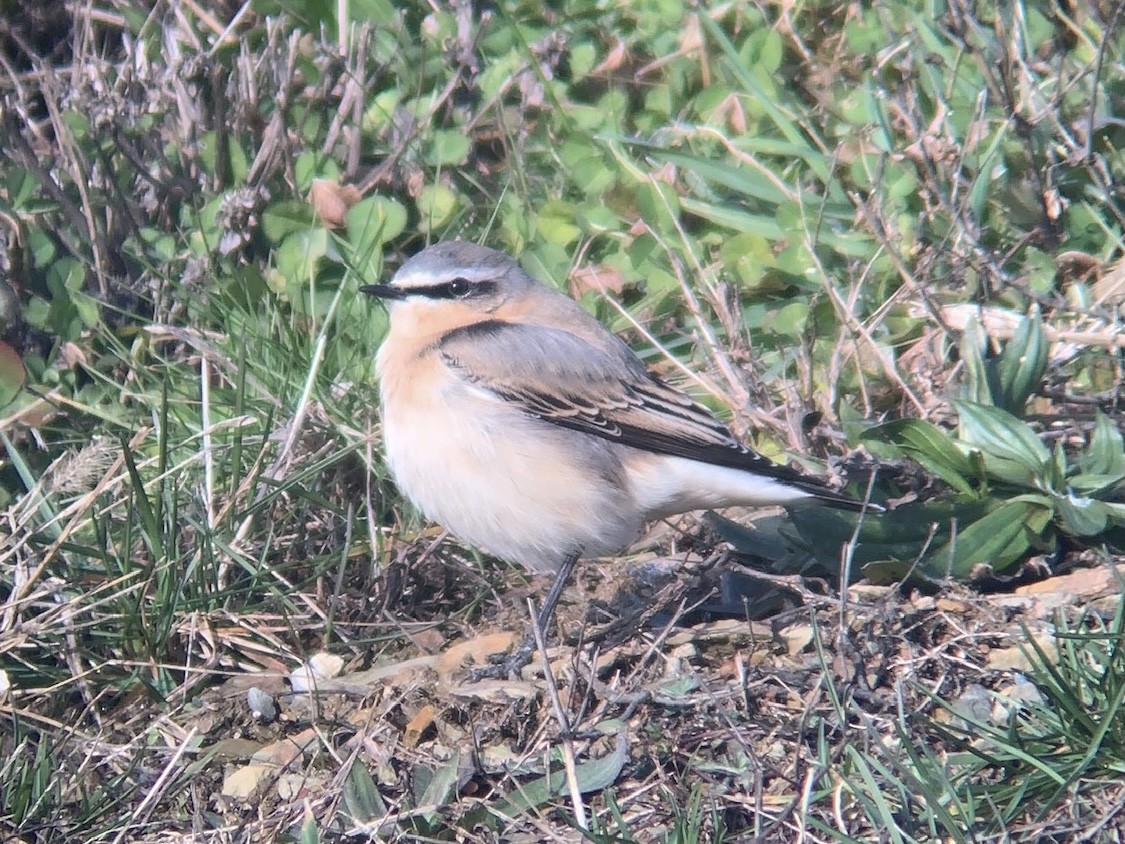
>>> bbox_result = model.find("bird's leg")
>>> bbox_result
[469,551,581,680]
[534,550,581,641]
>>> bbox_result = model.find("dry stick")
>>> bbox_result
[208,0,254,54]
[644,185,752,410]
[837,472,880,655]
[528,599,588,831]
[803,223,927,416]
[39,59,110,295]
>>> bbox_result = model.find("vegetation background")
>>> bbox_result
[2,0,1125,840]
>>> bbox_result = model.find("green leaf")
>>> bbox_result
[297,805,320,844]
[262,201,316,243]
[1079,411,1125,478]
[769,300,808,337]
[1067,472,1125,497]
[536,200,582,246]
[499,732,628,815]
[1048,440,1068,491]
[418,752,461,820]
[70,291,101,329]
[347,196,407,255]
[0,340,26,407]
[959,316,993,405]
[275,228,330,286]
[861,419,976,495]
[294,152,339,193]
[678,196,873,257]
[427,130,471,166]
[1055,495,1109,537]
[342,761,387,821]
[1100,501,1125,526]
[416,183,458,231]
[993,308,1047,413]
[955,401,1051,483]
[940,496,1053,578]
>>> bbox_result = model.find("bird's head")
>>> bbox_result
[361,242,534,328]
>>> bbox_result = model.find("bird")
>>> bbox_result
[362,241,876,672]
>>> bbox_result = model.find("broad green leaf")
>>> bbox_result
[27,228,56,267]
[635,181,680,232]
[1068,472,1125,497]
[426,129,471,166]
[955,401,1051,479]
[416,183,458,231]
[940,497,1053,578]
[297,807,319,844]
[362,89,400,134]
[569,41,597,80]
[536,201,582,246]
[959,316,993,405]
[276,228,329,285]
[768,300,808,337]
[347,196,407,255]
[418,752,461,820]
[499,732,628,815]
[0,340,26,407]
[1079,411,1125,478]
[343,761,388,821]
[993,309,1047,413]
[1055,495,1109,537]
[294,152,339,193]
[1101,501,1125,526]
[70,291,101,329]
[262,201,316,243]
[861,419,976,495]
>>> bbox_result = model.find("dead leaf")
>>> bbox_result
[403,704,437,749]
[57,341,88,369]
[409,628,446,653]
[308,178,361,229]
[935,597,972,614]
[651,161,677,186]
[779,623,813,656]
[1091,255,1125,306]
[569,264,626,299]
[221,763,274,800]
[251,727,319,767]
[590,38,627,77]
[290,652,345,691]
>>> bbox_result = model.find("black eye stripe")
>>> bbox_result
[413,279,497,300]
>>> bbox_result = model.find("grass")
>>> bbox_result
[1,0,1124,840]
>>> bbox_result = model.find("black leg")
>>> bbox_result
[534,550,581,639]
[468,551,582,680]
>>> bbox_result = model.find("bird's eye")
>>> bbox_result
[448,278,472,297]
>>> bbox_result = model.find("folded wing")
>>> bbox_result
[437,320,867,510]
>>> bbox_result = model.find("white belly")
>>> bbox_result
[380,378,643,572]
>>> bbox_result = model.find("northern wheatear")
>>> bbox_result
[363,242,875,666]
